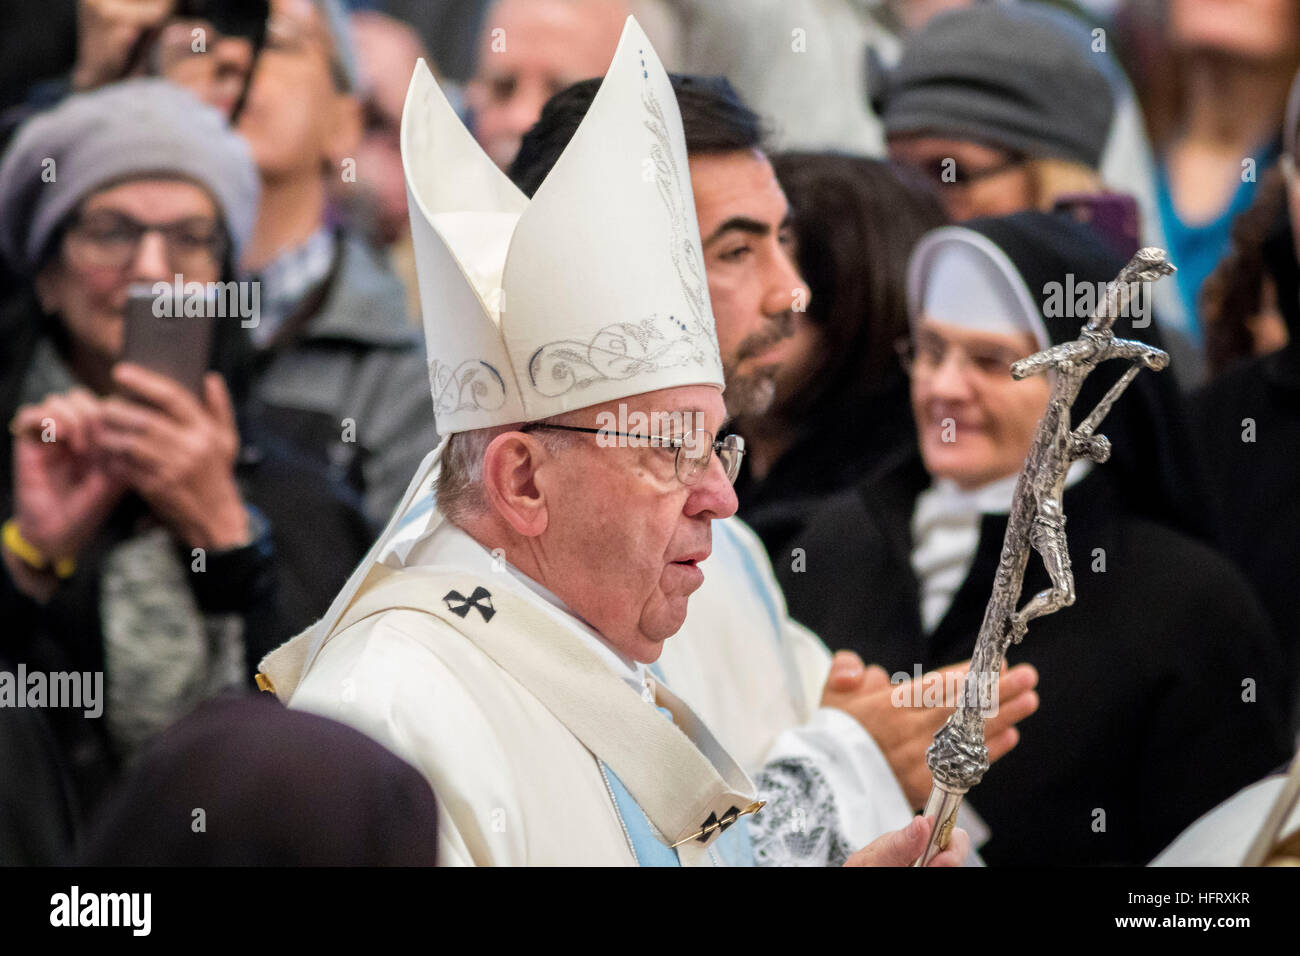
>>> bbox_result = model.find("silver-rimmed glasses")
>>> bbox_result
[520,424,745,486]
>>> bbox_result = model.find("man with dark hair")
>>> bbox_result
[506,72,1040,857]
[513,74,795,420]
[512,74,764,195]
[160,0,440,526]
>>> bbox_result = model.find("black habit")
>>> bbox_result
[777,212,1292,866]
[1191,206,1300,729]
[777,452,1290,865]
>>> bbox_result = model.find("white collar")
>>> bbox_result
[384,522,650,693]
[918,458,1093,524]
[911,460,1092,634]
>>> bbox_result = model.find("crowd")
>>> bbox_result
[1,0,1298,867]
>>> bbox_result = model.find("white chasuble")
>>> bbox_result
[286,528,761,866]
[656,516,917,863]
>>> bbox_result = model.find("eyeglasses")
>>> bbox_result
[520,424,746,486]
[895,333,1031,383]
[64,211,227,273]
[896,154,1027,189]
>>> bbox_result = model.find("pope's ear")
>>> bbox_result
[481,432,549,537]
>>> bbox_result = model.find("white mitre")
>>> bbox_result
[259,16,722,698]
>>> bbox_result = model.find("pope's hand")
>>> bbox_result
[820,651,1039,810]
[843,815,969,867]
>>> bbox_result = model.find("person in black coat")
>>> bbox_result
[1191,157,1300,732]
[778,212,1291,866]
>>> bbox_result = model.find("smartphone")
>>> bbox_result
[1052,193,1142,261]
[119,283,215,396]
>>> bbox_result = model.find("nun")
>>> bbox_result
[778,211,1292,866]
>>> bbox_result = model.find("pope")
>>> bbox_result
[258,16,969,867]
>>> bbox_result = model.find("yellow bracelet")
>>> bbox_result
[2,519,75,578]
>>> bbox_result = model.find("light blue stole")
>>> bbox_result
[601,670,756,867]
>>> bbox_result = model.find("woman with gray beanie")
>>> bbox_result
[879,3,1116,224]
[0,79,372,863]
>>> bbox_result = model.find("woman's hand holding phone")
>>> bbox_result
[97,363,250,550]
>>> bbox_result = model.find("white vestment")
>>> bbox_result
[658,515,916,862]
[290,523,760,866]
[310,497,919,865]
[1152,773,1300,867]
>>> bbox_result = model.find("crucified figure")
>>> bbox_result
[914,246,1175,866]
[1005,327,1168,643]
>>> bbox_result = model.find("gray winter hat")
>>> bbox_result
[879,4,1115,168]
[0,78,260,274]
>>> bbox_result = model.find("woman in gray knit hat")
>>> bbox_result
[0,78,373,863]
[879,3,1117,224]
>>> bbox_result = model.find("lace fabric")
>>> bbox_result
[750,757,856,867]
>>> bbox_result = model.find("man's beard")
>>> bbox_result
[722,367,778,419]
[722,312,795,418]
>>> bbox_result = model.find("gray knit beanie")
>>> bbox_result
[879,4,1115,168]
[0,79,260,274]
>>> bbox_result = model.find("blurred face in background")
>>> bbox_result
[888,0,974,33]
[466,0,627,168]
[689,150,809,419]
[347,12,429,244]
[888,136,1034,222]
[229,0,359,183]
[1170,0,1300,60]
[34,179,223,369]
[154,19,258,117]
[909,319,1049,489]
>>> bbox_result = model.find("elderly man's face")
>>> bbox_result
[467,0,628,168]
[690,150,808,419]
[531,385,737,662]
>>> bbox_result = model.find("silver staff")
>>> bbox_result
[914,247,1176,866]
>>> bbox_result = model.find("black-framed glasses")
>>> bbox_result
[520,424,745,486]
[64,211,228,273]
